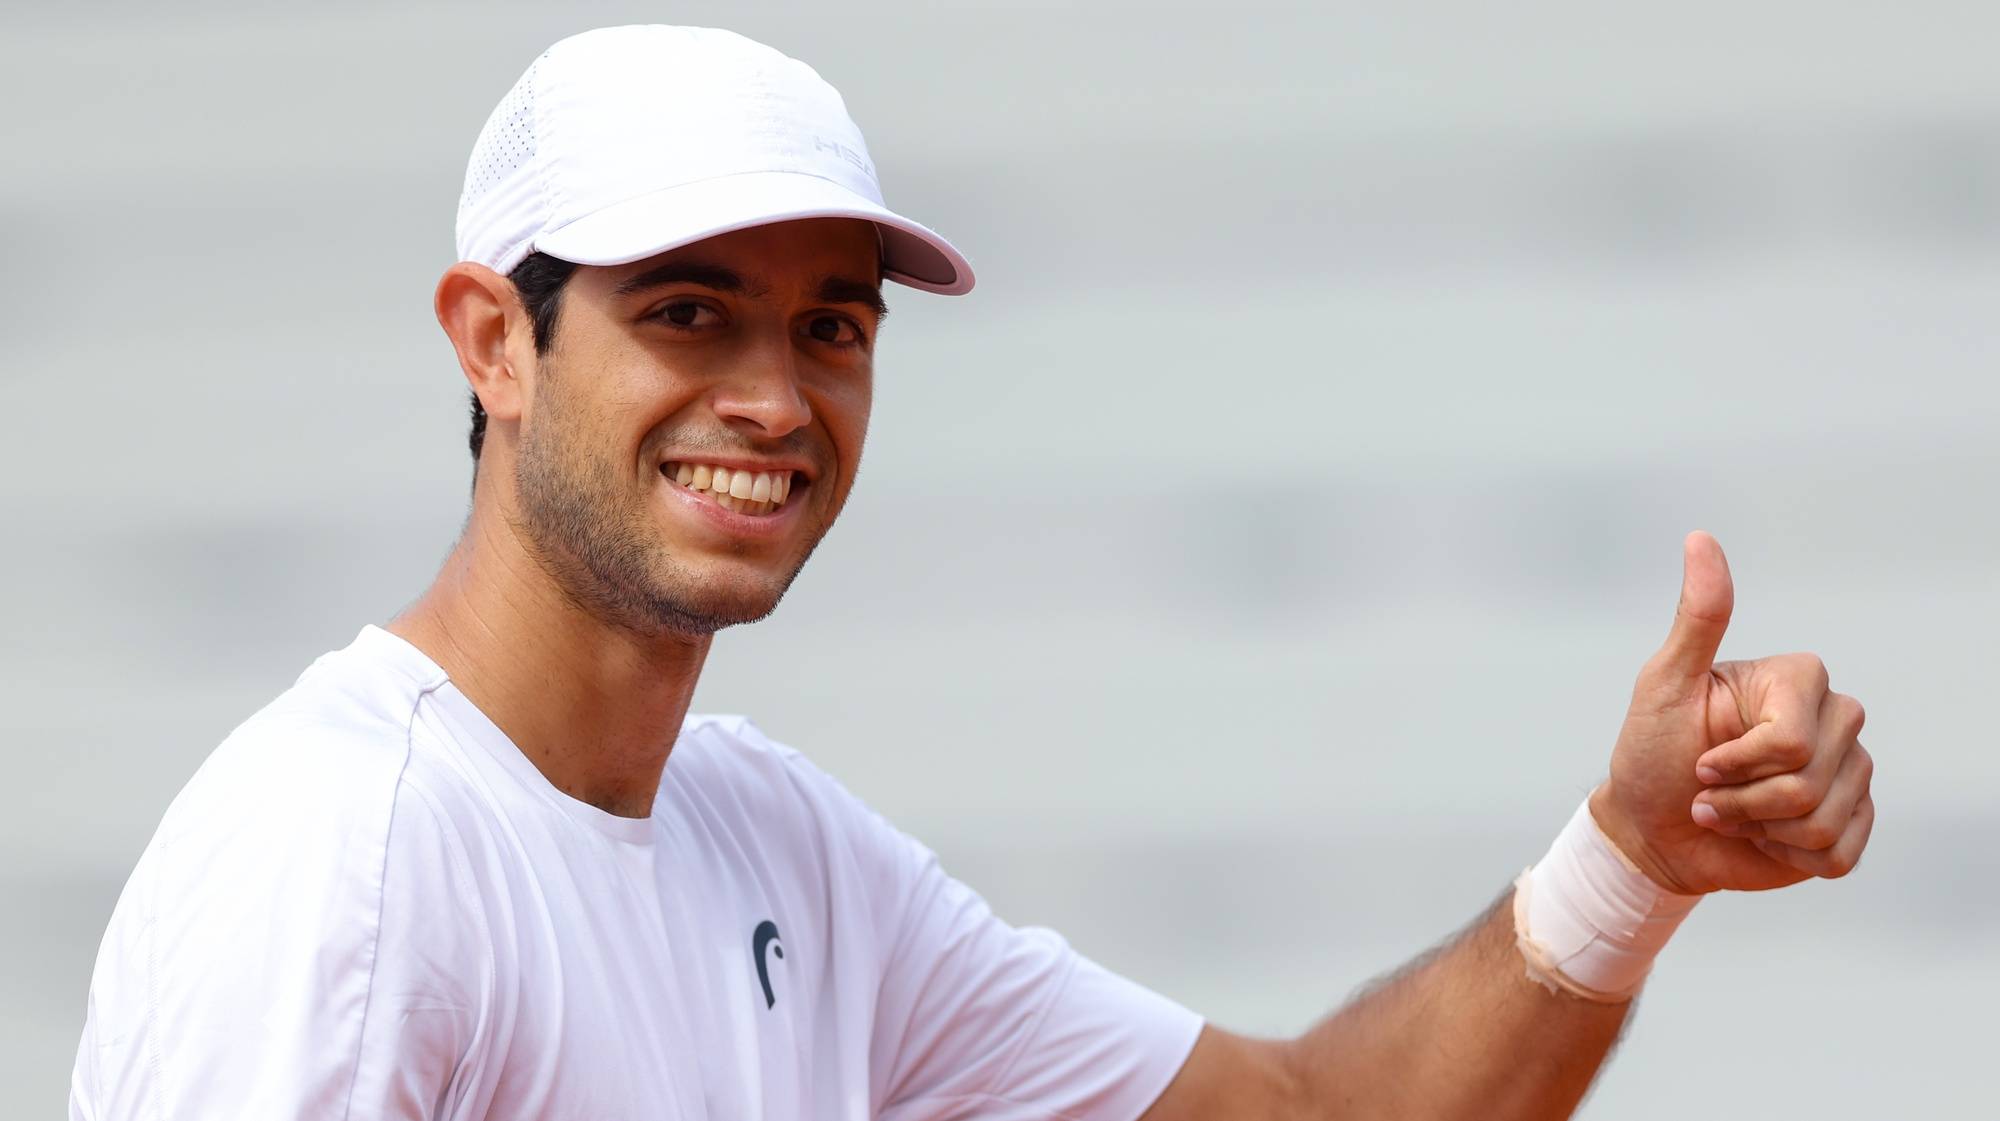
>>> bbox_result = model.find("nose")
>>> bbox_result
[711,331,812,439]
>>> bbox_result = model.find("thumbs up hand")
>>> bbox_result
[1588,532,1876,896]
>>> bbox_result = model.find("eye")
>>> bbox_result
[649,300,722,330]
[805,314,864,347]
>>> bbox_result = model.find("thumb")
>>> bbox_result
[1651,530,1733,682]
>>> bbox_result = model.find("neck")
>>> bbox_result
[389,490,711,819]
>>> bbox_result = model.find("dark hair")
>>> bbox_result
[469,252,580,462]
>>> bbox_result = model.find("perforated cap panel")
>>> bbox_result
[460,59,540,224]
[455,53,552,273]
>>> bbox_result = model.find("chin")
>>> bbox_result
[632,563,800,636]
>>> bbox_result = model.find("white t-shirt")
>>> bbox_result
[71,625,1202,1120]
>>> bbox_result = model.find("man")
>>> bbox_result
[71,24,1874,1121]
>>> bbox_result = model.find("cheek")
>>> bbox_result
[579,352,702,467]
[821,376,872,476]
[534,380,612,462]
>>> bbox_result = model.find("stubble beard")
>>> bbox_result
[509,383,822,639]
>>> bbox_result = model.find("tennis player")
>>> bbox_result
[70,25,1875,1121]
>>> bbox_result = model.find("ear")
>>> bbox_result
[434,262,536,428]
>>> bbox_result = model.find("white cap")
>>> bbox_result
[455,25,973,295]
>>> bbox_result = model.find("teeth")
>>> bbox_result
[664,462,798,515]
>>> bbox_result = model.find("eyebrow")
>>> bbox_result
[612,261,888,320]
[613,261,762,299]
[816,276,889,321]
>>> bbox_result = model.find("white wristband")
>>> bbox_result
[1513,798,1701,1002]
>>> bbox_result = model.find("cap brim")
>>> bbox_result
[534,170,974,296]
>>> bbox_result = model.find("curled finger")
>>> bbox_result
[1730,744,1872,849]
[1697,690,1861,786]
[1752,793,1875,880]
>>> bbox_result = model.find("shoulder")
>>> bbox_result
[150,642,432,855]
[90,626,468,989]
[670,714,926,882]
[675,712,812,778]
[112,626,460,951]
[671,713,880,827]
[78,635,481,1115]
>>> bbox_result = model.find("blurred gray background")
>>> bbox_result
[5,1,1996,1117]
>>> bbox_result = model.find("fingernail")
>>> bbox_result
[1696,765,1723,784]
[1691,802,1720,828]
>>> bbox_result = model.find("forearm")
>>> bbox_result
[1281,889,1629,1121]
[1148,886,1637,1121]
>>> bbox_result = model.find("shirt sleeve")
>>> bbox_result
[867,835,1203,1121]
[69,721,482,1121]
[748,724,1203,1121]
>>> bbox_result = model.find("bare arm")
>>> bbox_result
[1142,890,1629,1121]
[1142,533,1874,1120]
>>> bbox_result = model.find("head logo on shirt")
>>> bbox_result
[752,920,784,1009]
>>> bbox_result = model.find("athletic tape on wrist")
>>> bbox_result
[1513,798,1701,1002]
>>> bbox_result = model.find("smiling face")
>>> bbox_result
[499,218,883,636]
